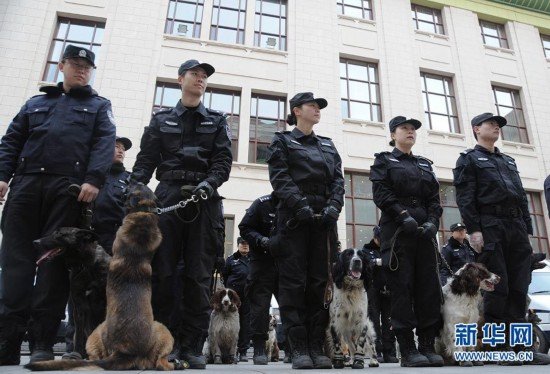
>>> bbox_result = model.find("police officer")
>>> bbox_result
[92,136,132,254]
[267,92,344,369]
[238,193,278,365]
[370,116,443,367]
[131,59,232,369]
[438,222,477,286]
[453,112,550,364]
[222,237,251,362]
[363,226,398,364]
[544,175,550,219]
[0,45,115,365]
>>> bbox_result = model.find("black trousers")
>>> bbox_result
[383,233,442,333]
[151,182,224,348]
[247,251,278,342]
[94,224,118,256]
[234,286,250,353]
[0,174,80,344]
[478,216,532,325]
[367,286,395,355]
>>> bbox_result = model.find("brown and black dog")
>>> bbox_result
[26,182,175,371]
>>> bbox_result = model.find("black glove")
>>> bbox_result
[214,256,225,273]
[295,205,314,224]
[420,222,437,239]
[193,181,214,198]
[260,236,270,249]
[397,211,418,234]
[321,205,339,227]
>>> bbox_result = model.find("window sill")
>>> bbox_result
[484,44,515,56]
[342,118,385,129]
[337,14,376,27]
[163,34,288,57]
[427,130,465,140]
[233,162,269,171]
[414,29,449,41]
[501,140,535,151]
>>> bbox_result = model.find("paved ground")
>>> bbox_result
[3,355,550,373]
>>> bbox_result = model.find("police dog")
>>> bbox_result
[26,182,175,371]
[33,228,111,359]
[325,248,379,369]
[266,314,280,362]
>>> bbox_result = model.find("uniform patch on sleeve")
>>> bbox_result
[107,109,116,126]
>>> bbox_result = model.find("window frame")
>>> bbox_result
[254,0,288,51]
[337,0,374,21]
[248,93,286,164]
[527,192,549,255]
[541,34,550,59]
[492,85,529,144]
[210,0,247,44]
[411,3,445,35]
[340,58,382,122]
[165,0,204,38]
[420,72,459,133]
[480,19,509,49]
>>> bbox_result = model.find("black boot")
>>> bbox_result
[383,349,399,364]
[283,349,292,363]
[179,336,207,369]
[29,342,54,364]
[288,326,313,369]
[252,338,268,365]
[0,323,24,366]
[395,329,430,367]
[417,334,444,367]
[308,329,331,369]
[28,320,57,364]
[238,349,248,362]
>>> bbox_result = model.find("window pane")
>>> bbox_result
[482,23,499,37]
[502,126,520,143]
[339,62,347,78]
[347,63,368,81]
[255,143,270,164]
[484,36,501,48]
[50,40,64,62]
[214,27,239,43]
[430,114,450,132]
[56,21,68,38]
[349,101,371,120]
[44,63,58,82]
[348,81,369,101]
[354,225,371,247]
[341,100,349,119]
[261,0,282,16]
[352,174,371,198]
[344,7,364,18]
[217,8,239,27]
[418,21,436,33]
[425,76,445,94]
[260,15,280,34]
[495,89,513,106]
[209,92,234,113]
[369,84,379,103]
[163,87,181,107]
[346,225,354,248]
[67,24,94,42]
[372,105,381,122]
[441,207,461,230]
[175,2,200,21]
[340,80,348,99]
[345,174,351,195]
[257,98,280,118]
[345,198,353,222]
[94,28,104,43]
[368,66,378,83]
[428,94,448,114]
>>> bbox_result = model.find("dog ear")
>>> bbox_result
[76,229,99,242]
[210,290,221,310]
[332,255,344,289]
[230,289,241,309]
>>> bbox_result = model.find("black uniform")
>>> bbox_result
[131,99,232,353]
[363,240,396,358]
[222,251,251,354]
[267,127,344,348]
[91,162,130,254]
[453,145,532,325]
[544,175,550,219]
[370,148,442,334]
[238,194,277,344]
[0,82,115,352]
[438,237,476,286]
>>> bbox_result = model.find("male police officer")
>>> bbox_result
[131,59,232,369]
[92,136,132,254]
[453,113,550,364]
[238,193,278,365]
[438,223,476,286]
[0,45,115,365]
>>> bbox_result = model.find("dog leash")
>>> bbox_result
[323,227,335,309]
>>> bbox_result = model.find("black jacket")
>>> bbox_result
[92,163,130,228]
[544,175,550,219]
[131,100,232,188]
[453,145,532,234]
[238,194,275,253]
[222,251,250,294]
[362,239,387,291]
[0,82,115,187]
[439,237,477,285]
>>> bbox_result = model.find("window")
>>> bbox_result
[340,59,381,122]
[165,0,204,38]
[210,0,246,44]
[541,34,550,58]
[420,73,459,133]
[527,192,549,255]
[438,183,462,244]
[345,172,380,248]
[492,86,528,143]
[411,4,444,35]
[337,0,373,20]
[43,18,105,82]
[224,216,235,258]
[480,20,509,49]
[249,94,286,164]
[254,0,287,51]
[152,82,240,158]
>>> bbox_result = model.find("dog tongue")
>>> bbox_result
[36,248,61,265]
[352,270,361,279]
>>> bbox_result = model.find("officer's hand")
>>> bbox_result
[260,236,270,249]
[0,181,8,205]
[470,231,484,253]
[295,205,314,223]
[193,181,214,198]
[78,183,99,203]
[321,205,339,228]
[215,256,225,273]
[420,222,437,239]
[397,211,418,234]
[369,258,382,267]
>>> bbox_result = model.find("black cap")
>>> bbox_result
[115,136,132,151]
[389,116,422,132]
[450,223,466,232]
[289,92,328,110]
[63,44,96,68]
[178,59,215,77]
[471,112,507,128]
[237,237,248,245]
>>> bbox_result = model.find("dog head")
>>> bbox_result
[333,248,369,289]
[33,228,100,266]
[450,262,500,296]
[211,288,241,313]
[268,314,278,331]
[124,182,158,215]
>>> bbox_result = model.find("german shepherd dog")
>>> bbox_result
[33,228,111,359]
[26,182,175,371]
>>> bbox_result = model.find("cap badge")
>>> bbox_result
[79,50,87,57]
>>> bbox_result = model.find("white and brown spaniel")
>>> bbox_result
[266,314,280,362]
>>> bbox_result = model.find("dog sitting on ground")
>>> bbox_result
[266,314,280,362]
[33,228,111,359]
[204,288,241,364]
[436,262,500,367]
[325,248,379,369]
[26,182,175,371]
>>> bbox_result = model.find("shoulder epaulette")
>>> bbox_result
[259,195,272,202]
[374,151,391,158]
[153,108,172,116]
[502,153,515,162]
[96,95,110,101]
[317,135,332,140]
[206,108,224,116]
[274,131,291,135]
[415,155,433,164]
[460,148,474,156]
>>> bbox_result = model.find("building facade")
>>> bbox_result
[1,0,550,256]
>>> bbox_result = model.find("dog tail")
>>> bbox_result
[24,359,102,371]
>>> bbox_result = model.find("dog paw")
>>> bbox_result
[333,359,345,369]
[61,351,82,360]
[352,359,365,369]
[213,355,222,364]
[368,358,380,368]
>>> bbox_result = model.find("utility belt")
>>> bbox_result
[159,170,207,183]
[479,205,522,218]
[397,196,426,208]
[298,183,330,197]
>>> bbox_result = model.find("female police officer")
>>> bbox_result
[370,116,443,367]
[267,92,344,369]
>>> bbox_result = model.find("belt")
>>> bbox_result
[160,170,207,183]
[397,196,425,207]
[298,183,329,196]
[479,205,522,218]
